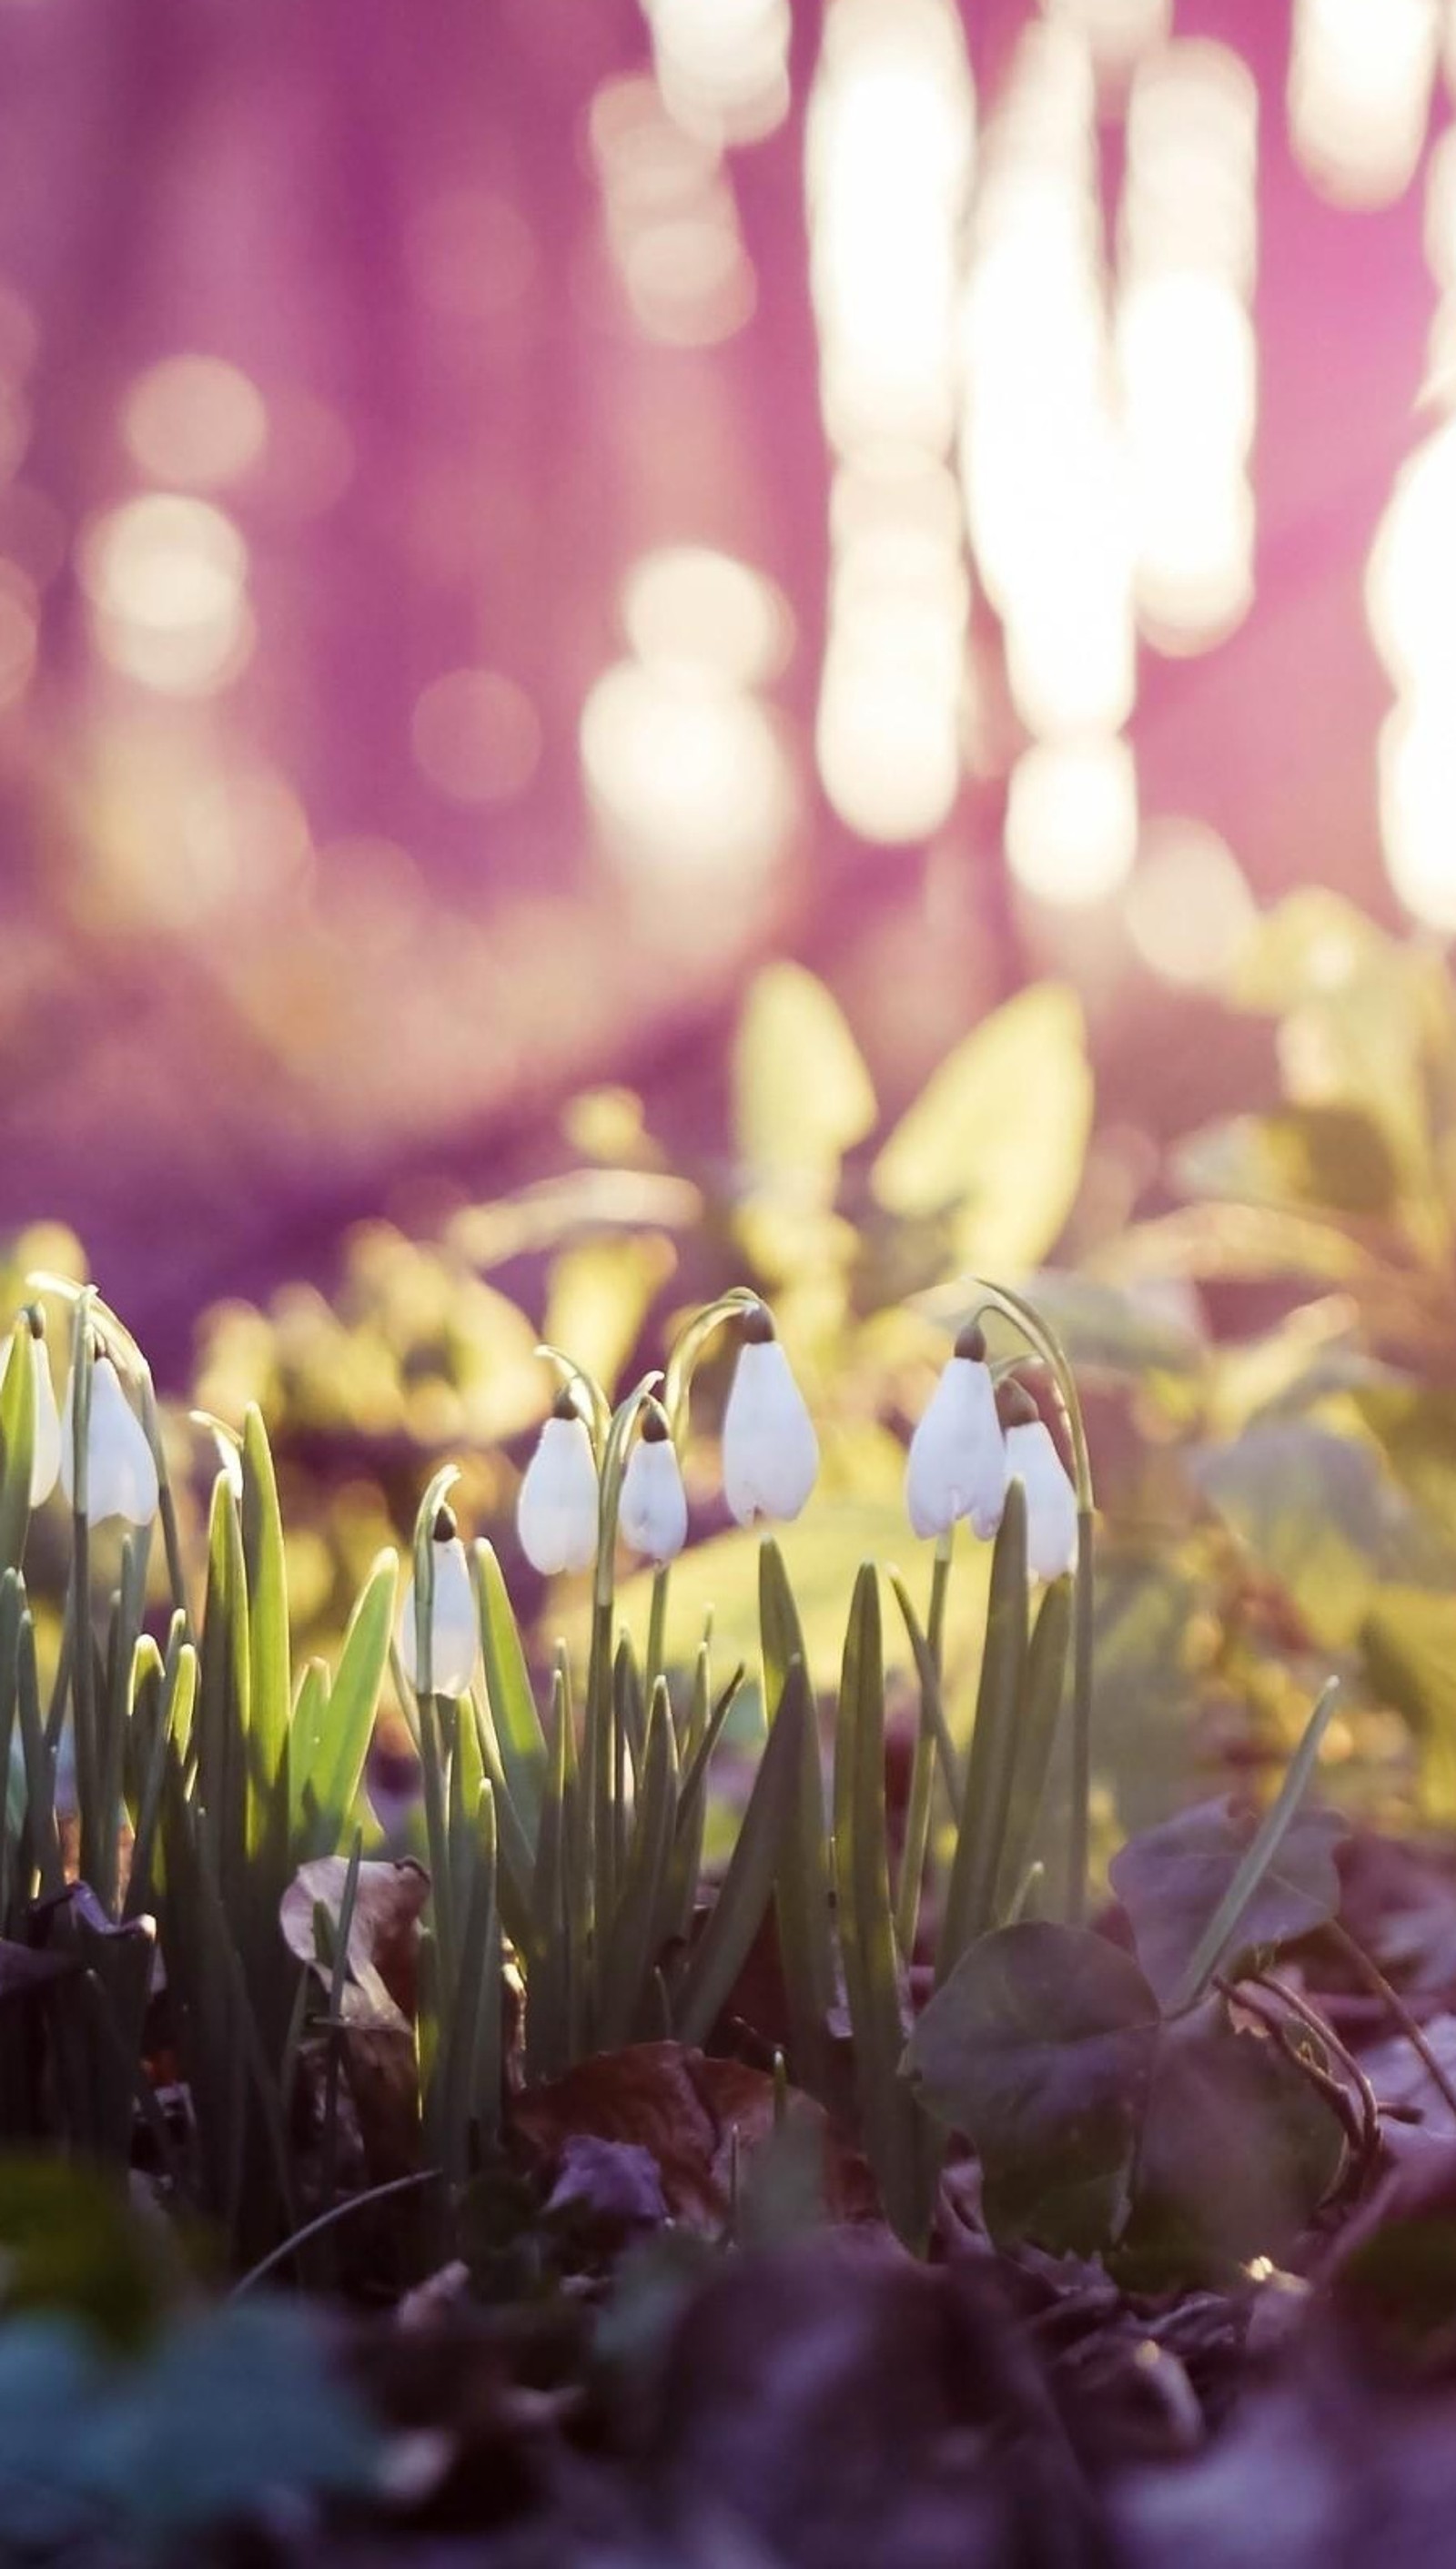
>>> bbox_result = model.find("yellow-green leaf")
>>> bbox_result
[733,963,876,1206]
[871,985,1092,1273]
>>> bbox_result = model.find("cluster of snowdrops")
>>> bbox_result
[4,1300,1081,1666]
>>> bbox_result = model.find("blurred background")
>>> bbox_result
[3,0,1455,1369]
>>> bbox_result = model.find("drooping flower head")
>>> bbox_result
[398,1501,478,1697]
[0,1309,61,1506]
[998,1378,1077,1582]
[60,1342,158,1527]
[905,1320,1007,1542]
[517,1388,601,1575]
[619,1401,689,1564]
[721,1302,819,1528]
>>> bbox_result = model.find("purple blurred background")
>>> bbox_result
[0,0,1445,1372]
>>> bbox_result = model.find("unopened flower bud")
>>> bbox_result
[0,1313,61,1504]
[905,1333,1006,1542]
[399,1511,477,1697]
[619,1406,688,1563]
[721,1307,818,1528]
[517,1395,600,1575]
[999,1384,1077,1582]
[59,1352,158,1527]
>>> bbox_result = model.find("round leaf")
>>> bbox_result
[904,1922,1160,2256]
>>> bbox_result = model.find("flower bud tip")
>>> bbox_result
[996,1380,1039,1430]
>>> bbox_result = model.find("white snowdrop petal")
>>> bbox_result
[905,1357,1007,1542]
[517,1414,600,1575]
[619,1437,689,1563]
[721,1339,819,1528]
[399,1534,478,1696]
[1006,1420,1078,1582]
[62,1358,158,1527]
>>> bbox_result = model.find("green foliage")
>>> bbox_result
[906,1775,1350,2288]
[12,906,1450,2291]
[871,984,1093,1272]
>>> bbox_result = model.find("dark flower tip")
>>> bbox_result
[25,1307,44,1340]
[740,1303,776,1346]
[640,1405,672,1443]
[431,1502,458,1543]
[996,1379,1039,1430]
[954,1320,987,1362]
[551,1386,581,1422]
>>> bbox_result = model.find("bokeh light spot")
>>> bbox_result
[122,356,268,491]
[581,658,794,885]
[622,545,791,687]
[79,493,251,696]
[1006,734,1139,905]
[1125,818,1256,984]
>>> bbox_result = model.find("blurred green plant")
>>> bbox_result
[0,1234,1360,2286]
[3,915,1450,2289]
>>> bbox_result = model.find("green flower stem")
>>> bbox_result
[645,1563,670,1700]
[894,1527,953,1963]
[1068,1506,1094,1927]
[927,1531,953,1670]
[68,1302,98,1884]
[533,1344,612,1448]
[662,1287,761,1440]
[582,1366,662,2021]
[410,1465,460,1996]
[140,1371,192,1637]
[966,1279,1096,1928]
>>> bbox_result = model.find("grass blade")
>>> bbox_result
[600,1676,678,2047]
[834,1561,931,2248]
[758,1540,834,2091]
[1168,1678,1341,2016]
[525,1666,573,2081]
[299,1551,397,1860]
[15,1605,62,1900]
[936,1481,1028,1985]
[240,1407,290,1884]
[0,1316,35,1577]
[472,1540,546,1839]
[673,1656,809,2049]
[886,1573,963,1799]
[466,1690,535,1954]
[992,1573,1073,1923]
[197,1477,250,1920]
[126,1627,197,1922]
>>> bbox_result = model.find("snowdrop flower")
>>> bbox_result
[905,1321,1006,1542]
[398,1503,478,1697]
[618,1405,688,1563]
[0,1311,61,1504]
[1000,1383,1078,1582]
[517,1391,600,1575]
[722,1304,819,1528]
[59,1348,158,1526]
